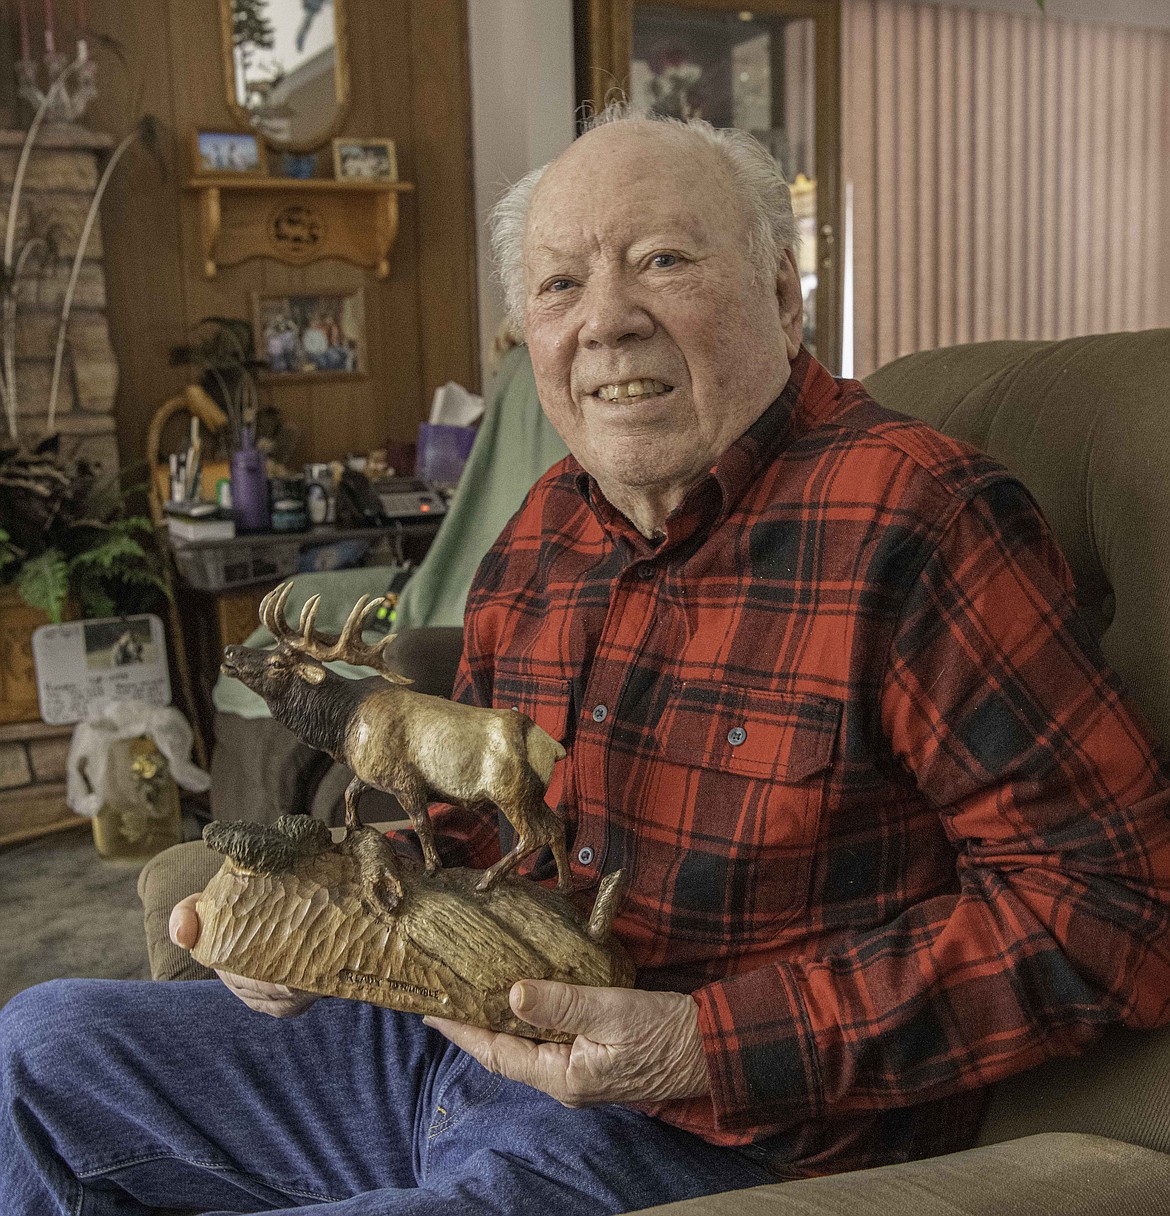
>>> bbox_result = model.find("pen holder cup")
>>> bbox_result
[230,447,270,533]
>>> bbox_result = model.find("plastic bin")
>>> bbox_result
[170,535,302,591]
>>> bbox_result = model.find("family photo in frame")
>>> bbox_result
[192,130,266,176]
[252,290,366,379]
[332,137,397,182]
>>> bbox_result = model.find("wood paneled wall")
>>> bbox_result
[71,0,479,470]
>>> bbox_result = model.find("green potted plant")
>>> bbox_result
[0,437,169,624]
[0,437,170,725]
[167,315,264,447]
[169,316,276,531]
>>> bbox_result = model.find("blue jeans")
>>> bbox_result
[0,979,774,1215]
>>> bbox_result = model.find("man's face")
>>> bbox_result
[522,122,803,530]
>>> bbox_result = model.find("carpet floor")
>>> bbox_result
[0,826,153,1008]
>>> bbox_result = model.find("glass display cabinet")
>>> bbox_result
[574,0,841,372]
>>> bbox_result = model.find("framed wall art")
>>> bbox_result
[332,137,398,182]
[252,288,366,380]
[192,129,267,176]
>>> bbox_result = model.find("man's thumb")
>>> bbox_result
[509,979,585,1032]
[168,894,201,950]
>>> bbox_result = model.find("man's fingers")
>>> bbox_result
[424,1016,500,1057]
[425,1016,573,1097]
[216,970,319,1017]
[168,891,202,950]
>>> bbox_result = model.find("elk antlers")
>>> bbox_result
[260,580,412,684]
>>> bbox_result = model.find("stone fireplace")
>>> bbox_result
[0,123,121,844]
[0,123,119,472]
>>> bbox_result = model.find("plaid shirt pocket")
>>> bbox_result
[644,683,842,941]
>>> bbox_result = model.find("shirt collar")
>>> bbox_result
[570,348,844,557]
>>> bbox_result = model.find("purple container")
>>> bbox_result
[230,446,270,532]
[416,422,476,485]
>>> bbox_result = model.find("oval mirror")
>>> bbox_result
[219,0,351,153]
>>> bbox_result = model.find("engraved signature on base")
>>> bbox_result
[337,968,444,1001]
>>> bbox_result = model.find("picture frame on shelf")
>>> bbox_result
[252,288,366,381]
[332,137,397,182]
[192,129,267,177]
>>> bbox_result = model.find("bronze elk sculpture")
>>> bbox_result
[195,581,633,1037]
[220,581,572,904]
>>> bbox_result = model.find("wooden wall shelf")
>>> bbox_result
[187,177,415,279]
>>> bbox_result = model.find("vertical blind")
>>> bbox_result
[842,1,1170,377]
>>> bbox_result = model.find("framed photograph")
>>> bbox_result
[332,137,398,182]
[192,129,267,177]
[253,289,366,380]
[31,615,170,725]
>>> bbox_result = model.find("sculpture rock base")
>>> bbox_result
[191,817,634,1042]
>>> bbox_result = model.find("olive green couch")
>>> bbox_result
[140,331,1170,1214]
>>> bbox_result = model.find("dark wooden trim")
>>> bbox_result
[408,0,482,395]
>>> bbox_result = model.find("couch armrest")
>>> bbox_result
[631,1133,1170,1216]
[137,840,222,982]
[976,1023,1170,1157]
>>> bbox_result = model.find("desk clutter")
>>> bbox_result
[167,469,446,537]
[165,456,447,593]
[154,376,481,599]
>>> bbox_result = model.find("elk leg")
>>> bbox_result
[475,800,571,893]
[548,827,572,894]
[402,799,442,875]
[343,775,368,832]
[476,842,524,892]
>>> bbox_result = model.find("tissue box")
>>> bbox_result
[416,422,476,486]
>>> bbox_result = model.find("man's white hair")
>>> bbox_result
[489,102,798,333]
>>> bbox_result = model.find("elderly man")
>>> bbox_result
[3,109,1170,1216]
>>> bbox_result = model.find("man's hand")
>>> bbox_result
[168,891,319,1019]
[425,981,710,1107]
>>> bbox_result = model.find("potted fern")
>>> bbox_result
[0,438,169,622]
[0,438,170,724]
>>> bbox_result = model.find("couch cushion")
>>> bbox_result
[630,1132,1170,1215]
[137,840,221,982]
[976,1022,1170,1157]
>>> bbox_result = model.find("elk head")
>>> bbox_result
[220,637,330,700]
[220,581,410,703]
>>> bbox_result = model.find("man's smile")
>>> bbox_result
[592,379,674,401]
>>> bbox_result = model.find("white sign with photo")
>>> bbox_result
[31,615,171,726]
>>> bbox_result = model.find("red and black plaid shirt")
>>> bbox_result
[424,348,1170,1177]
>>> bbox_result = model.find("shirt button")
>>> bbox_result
[577,845,595,865]
[727,726,747,746]
[636,562,655,580]
[591,704,608,723]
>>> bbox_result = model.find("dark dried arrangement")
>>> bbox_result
[0,436,168,621]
